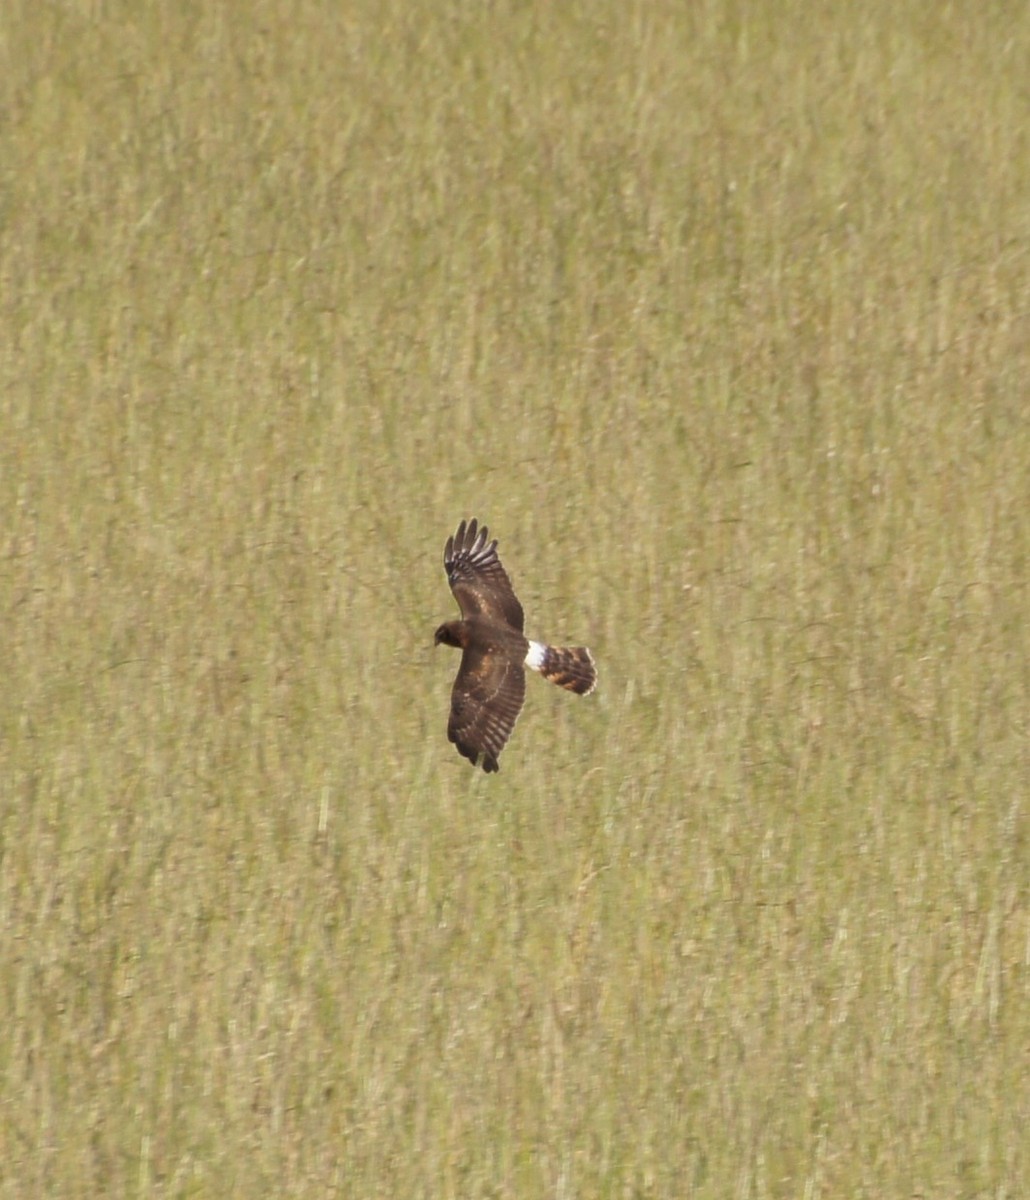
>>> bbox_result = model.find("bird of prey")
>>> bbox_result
[434,518,596,772]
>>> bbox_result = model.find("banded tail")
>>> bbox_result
[525,641,597,695]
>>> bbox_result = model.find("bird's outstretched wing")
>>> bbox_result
[444,518,524,632]
[447,644,526,773]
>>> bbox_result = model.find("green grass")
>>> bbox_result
[1,1,1027,1196]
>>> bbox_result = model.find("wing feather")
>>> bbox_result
[447,644,526,773]
[444,518,524,632]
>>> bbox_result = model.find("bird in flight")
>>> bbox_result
[434,518,597,772]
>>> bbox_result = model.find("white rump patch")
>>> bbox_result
[525,641,547,671]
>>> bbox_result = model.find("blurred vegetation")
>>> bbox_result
[1,1,1026,1196]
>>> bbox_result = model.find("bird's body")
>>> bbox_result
[434,519,596,772]
[435,614,528,658]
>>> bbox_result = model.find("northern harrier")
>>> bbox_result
[434,518,597,772]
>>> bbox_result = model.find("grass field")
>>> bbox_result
[1,1,1027,1196]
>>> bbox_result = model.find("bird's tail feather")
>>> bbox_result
[527,643,597,695]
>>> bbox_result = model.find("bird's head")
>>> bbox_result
[434,622,462,648]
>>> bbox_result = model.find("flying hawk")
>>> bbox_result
[434,518,597,772]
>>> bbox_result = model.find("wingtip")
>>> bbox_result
[447,517,494,560]
[465,518,490,551]
[449,733,501,774]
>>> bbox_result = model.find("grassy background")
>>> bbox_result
[1,1,1026,1196]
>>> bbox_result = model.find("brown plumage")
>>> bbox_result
[434,518,597,772]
